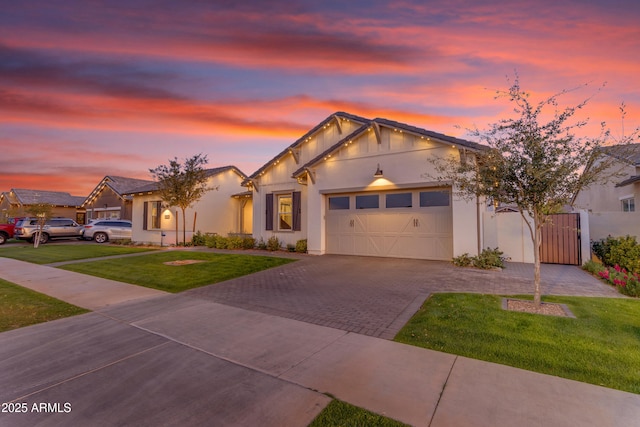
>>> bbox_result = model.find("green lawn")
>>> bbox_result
[395,293,640,394]
[60,251,295,292]
[309,400,408,427]
[0,278,88,332]
[0,244,154,264]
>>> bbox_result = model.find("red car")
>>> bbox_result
[0,217,22,245]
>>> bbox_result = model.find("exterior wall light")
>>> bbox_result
[374,164,383,177]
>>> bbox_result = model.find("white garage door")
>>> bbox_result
[326,189,453,260]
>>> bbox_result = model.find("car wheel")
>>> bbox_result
[39,233,49,244]
[94,232,108,243]
[0,233,6,245]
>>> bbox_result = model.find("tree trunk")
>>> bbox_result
[181,207,187,245]
[175,210,179,245]
[533,214,543,307]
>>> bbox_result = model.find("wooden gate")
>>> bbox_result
[540,213,581,265]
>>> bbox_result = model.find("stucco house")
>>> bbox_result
[124,166,251,245]
[0,189,85,223]
[573,143,640,240]
[82,176,154,222]
[243,112,486,260]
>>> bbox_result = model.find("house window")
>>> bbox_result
[420,190,450,207]
[622,197,635,212]
[144,201,162,230]
[386,193,412,208]
[356,194,379,209]
[278,194,293,230]
[329,196,350,210]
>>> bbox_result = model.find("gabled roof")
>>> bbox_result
[244,112,370,183]
[601,143,640,165]
[9,189,84,207]
[122,166,246,195]
[82,175,154,206]
[598,144,640,188]
[291,116,487,178]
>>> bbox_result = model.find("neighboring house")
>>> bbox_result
[243,112,486,261]
[0,189,85,223]
[573,143,640,240]
[124,166,251,245]
[82,176,154,221]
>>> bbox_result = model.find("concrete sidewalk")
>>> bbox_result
[0,257,166,310]
[1,258,639,426]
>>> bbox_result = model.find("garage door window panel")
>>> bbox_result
[420,191,450,207]
[329,196,350,210]
[356,194,379,209]
[386,193,412,208]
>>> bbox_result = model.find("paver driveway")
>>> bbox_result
[186,253,621,339]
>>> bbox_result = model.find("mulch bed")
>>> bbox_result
[503,298,576,318]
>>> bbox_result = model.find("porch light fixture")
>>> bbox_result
[374,164,383,178]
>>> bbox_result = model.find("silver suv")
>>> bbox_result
[14,218,84,243]
[82,219,132,243]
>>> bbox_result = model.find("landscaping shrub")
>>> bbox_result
[266,236,281,251]
[591,235,640,273]
[452,253,473,267]
[295,239,307,253]
[241,237,256,249]
[452,248,504,269]
[582,260,605,275]
[192,231,206,246]
[597,265,640,297]
[227,236,244,249]
[256,238,267,250]
[473,247,505,269]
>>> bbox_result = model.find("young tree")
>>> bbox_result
[149,154,211,245]
[26,203,53,248]
[433,77,637,307]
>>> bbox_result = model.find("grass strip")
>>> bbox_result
[60,251,295,292]
[0,244,154,264]
[0,278,88,332]
[308,399,409,427]
[395,293,640,394]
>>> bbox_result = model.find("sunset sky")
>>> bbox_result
[2,0,639,196]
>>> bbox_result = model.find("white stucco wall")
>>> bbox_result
[251,121,482,258]
[482,210,535,263]
[130,169,247,245]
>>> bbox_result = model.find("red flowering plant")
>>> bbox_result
[605,265,640,297]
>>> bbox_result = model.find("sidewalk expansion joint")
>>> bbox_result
[7,342,171,403]
[428,355,457,427]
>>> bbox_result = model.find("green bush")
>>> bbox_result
[583,260,605,275]
[295,239,307,253]
[266,236,281,251]
[596,265,640,298]
[452,247,504,269]
[473,247,505,269]
[241,237,256,249]
[452,253,473,267]
[227,236,244,249]
[256,238,267,250]
[591,235,640,273]
[192,231,206,246]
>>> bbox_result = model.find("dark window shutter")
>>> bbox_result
[292,191,301,231]
[265,193,274,231]
[143,201,148,230]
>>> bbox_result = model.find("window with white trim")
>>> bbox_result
[622,197,635,212]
